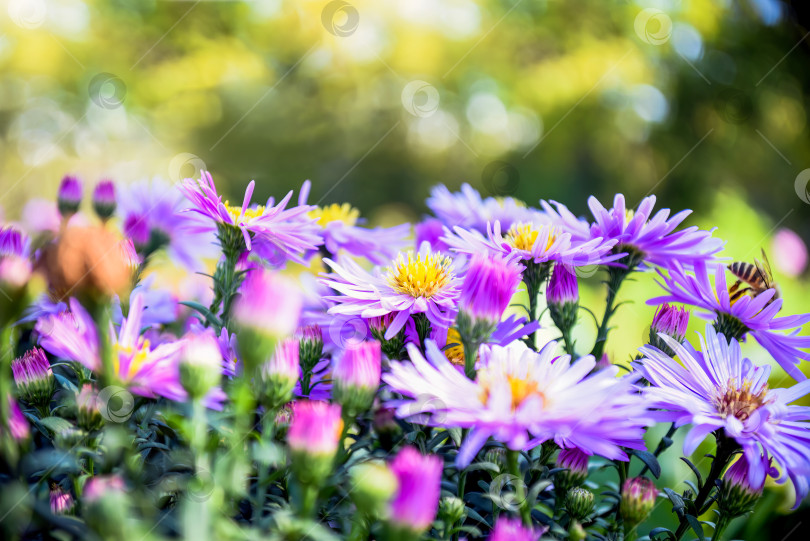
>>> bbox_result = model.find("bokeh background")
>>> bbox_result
[2,0,810,537]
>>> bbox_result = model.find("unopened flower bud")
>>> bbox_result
[57,175,82,218]
[385,446,442,536]
[369,314,406,360]
[719,454,774,518]
[288,401,343,485]
[179,332,223,400]
[349,460,397,517]
[333,340,381,415]
[260,338,300,409]
[489,516,543,541]
[92,180,117,221]
[438,496,465,524]
[232,269,302,374]
[50,484,75,515]
[649,304,689,355]
[76,384,104,431]
[548,264,579,335]
[12,348,54,409]
[621,477,657,529]
[565,487,594,521]
[555,447,589,494]
[296,325,324,373]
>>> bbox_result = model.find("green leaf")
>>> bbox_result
[39,416,73,434]
[687,514,705,540]
[649,527,676,540]
[663,488,685,512]
[680,457,705,489]
[630,449,661,478]
[180,301,223,328]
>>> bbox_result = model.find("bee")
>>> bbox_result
[727,249,780,305]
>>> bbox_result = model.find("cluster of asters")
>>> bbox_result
[0,173,808,541]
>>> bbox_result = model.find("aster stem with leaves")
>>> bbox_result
[673,433,739,540]
[506,449,531,525]
[591,263,634,359]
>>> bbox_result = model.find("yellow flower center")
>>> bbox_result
[714,380,769,422]
[114,340,151,380]
[478,368,545,411]
[444,328,465,366]
[387,251,453,299]
[223,201,265,223]
[309,203,360,226]
[506,223,557,252]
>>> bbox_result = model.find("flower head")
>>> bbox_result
[489,516,541,541]
[57,175,83,217]
[179,330,223,399]
[636,324,810,507]
[443,219,620,269]
[384,340,651,467]
[83,475,127,503]
[426,183,539,233]
[0,226,30,259]
[458,253,523,327]
[555,447,589,493]
[37,295,224,408]
[300,181,409,264]
[180,171,321,262]
[543,194,723,270]
[333,340,381,414]
[565,487,595,521]
[387,446,442,534]
[92,179,116,220]
[3,397,29,442]
[12,348,54,406]
[415,218,450,252]
[322,246,462,340]
[649,303,689,355]
[118,179,215,270]
[650,261,810,380]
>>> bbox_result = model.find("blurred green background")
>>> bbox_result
[1,0,810,537]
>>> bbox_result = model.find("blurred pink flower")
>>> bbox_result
[772,228,807,277]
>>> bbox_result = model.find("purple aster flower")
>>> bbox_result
[547,264,579,306]
[555,447,589,495]
[36,295,224,408]
[180,171,322,263]
[458,253,523,327]
[719,453,777,517]
[650,261,810,380]
[489,516,542,541]
[322,246,462,340]
[426,183,540,233]
[387,446,442,535]
[442,219,620,269]
[298,180,410,264]
[3,397,29,441]
[384,339,651,468]
[118,178,217,271]
[217,328,239,377]
[92,179,116,220]
[650,303,689,342]
[57,175,82,217]
[635,325,810,507]
[543,194,724,270]
[0,226,30,258]
[415,218,450,252]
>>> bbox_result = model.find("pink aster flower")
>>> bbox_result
[36,295,225,408]
[383,340,651,467]
[287,400,343,457]
[322,246,462,340]
[387,446,442,534]
[180,171,322,263]
[542,194,724,270]
[635,325,810,507]
[650,261,810,380]
[489,516,543,541]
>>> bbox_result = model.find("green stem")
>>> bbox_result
[590,267,630,359]
[348,515,369,541]
[711,514,731,541]
[506,449,531,525]
[255,407,278,519]
[0,325,16,437]
[462,337,481,380]
[674,435,739,541]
